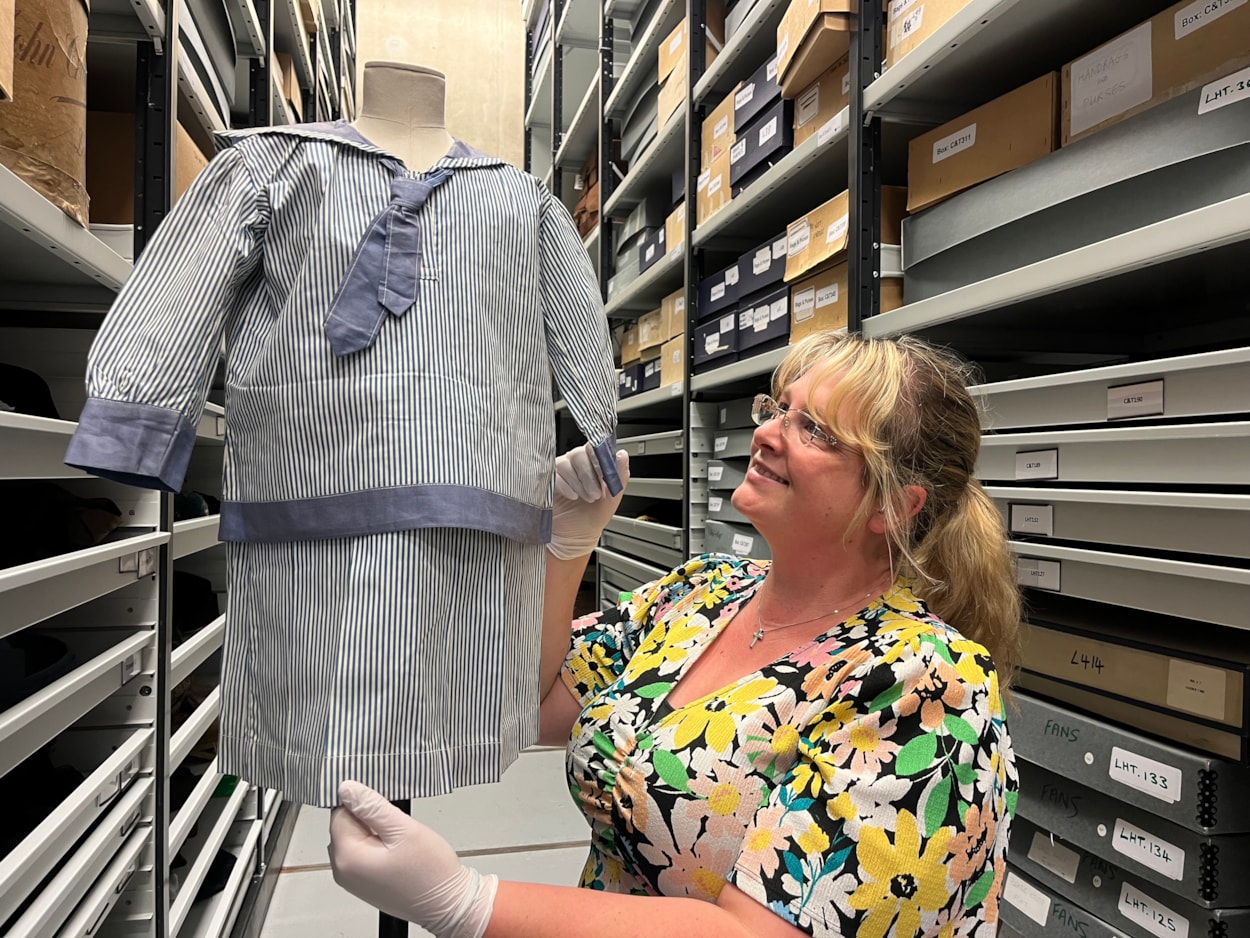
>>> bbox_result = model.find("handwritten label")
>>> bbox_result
[797,83,820,126]
[776,32,789,64]
[1110,746,1182,804]
[719,314,734,332]
[698,169,710,192]
[1014,449,1058,480]
[708,464,724,482]
[670,381,682,396]
[736,83,755,109]
[725,266,739,286]
[890,0,918,17]
[1166,659,1227,721]
[708,174,723,196]
[1107,379,1164,419]
[1017,558,1061,591]
[1112,819,1184,880]
[714,435,728,452]
[1176,0,1245,38]
[932,122,977,163]
[826,214,849,246]
[816,113,843,145]
[1027,831,1080,884]
[788,220,811,256]
[1069,21,1154,137]
[669,30,683,54]
[730,138,748,164]
[708,495,723,512]
[753,248,772,275]
[731,533,753,554]
[772,236,787,259]
[714,115,729,138]
[793,288,816,321]
[766,56,778,81]
[1119,882,1189,938]
[738,308,752,330]
[704,333,722,355]
[1003,872,1050,927]
[770,297,787,321]
[1198,64,1250,114]
[815,282,839,308]
[1010,504,1053,536]
[1067,646,1106,675]
[711,283,726,302]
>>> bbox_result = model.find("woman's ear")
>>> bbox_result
[867,485,927,535]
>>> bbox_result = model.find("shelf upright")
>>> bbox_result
[596,2,616,300]
[848,0,882,330]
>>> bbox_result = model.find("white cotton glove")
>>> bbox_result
[548,443,630,560]
[328,781,497,938]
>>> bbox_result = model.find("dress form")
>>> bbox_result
[352,61,456,170]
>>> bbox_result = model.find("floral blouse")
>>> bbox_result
[561,554,1017,937]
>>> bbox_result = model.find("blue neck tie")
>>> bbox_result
[325,168,454,356]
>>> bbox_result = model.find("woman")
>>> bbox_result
[328,332,1020,938]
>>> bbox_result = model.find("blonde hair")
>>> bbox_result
[773,332,1021,686]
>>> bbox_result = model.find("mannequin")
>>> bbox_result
[352,61,456,170]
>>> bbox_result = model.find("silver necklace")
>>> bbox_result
[748,588,879,648]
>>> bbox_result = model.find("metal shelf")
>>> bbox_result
[169,781,251,936]
[525,40,554,128]
[619,428,686,456]
[177,42,228,139]
[691,342,792,393]
[523,0,543,31]
[170,760,223,857]
[596,546,669,587]
[601,529,684,569]
[604,105,687,218]
[171,685,221,773]
[555,74,599,168]
[556,0,598,49]
[56,825,149,938]
[618,380,685,414]
[319,0,338,29]
[171,615,226,687]
[0,412,87,480]
[180,815,262,938]
[273,0,314,90]
[863,0,1175,120]
[88,0,164,42]
[604,0,683,118]
[692,108,849,246]
[225,0,266,57]
[605,248,684,316]
[693,0,786,105]
[625,477,683,500]
[606,515,684,549]
[864,193,1250,340]
[172,516,221,559]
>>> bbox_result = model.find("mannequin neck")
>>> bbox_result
[352,61,455,171]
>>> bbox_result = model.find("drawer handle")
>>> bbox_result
[118,548,157,578]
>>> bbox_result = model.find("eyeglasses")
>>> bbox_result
[751,394,838,449]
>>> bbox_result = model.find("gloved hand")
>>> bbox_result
[328,781,497,938]
[548,443,630,560]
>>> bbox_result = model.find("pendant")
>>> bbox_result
[749,627,764,648]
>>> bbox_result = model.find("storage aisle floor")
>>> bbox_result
[260,747,589,936]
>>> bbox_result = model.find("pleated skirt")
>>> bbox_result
[217,528,545,807]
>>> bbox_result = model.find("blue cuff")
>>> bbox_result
[65,398,198,492]
[592,435,622,496]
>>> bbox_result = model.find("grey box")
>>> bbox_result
[707,458,747,491]
[1013,690,1250,834]
[1017,760,1250,907]
[707,492,749,524]
[1010,816,1250,938]
[704,519,770,560]
[1000,864,1123,938]
[711,427,753,459]
[716,397,755,430]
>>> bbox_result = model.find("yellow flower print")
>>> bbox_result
[772,723,801,754]
[797,822,830,856]
[623,614,707,679]
[950,639,993,688]
[849,810,953,938]
[568,642,618,693]
[882,582,923,614]
[659,677,778,751]
[788,738,841,798]
[880,621,937,665]
[809,699,857,742]
[829,791,856,823]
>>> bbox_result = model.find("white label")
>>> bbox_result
[815,283,839,308]
[708,174,723,196]
[1107,379,1164,419]
[1110,746,1182,804]
[1198,64,1250,114]
[645,244,656,261]
[708,464,724,481]
[1112,819,1184,880]
[670,381,682,396]
[574,173,585,190]
[753,307,769,331]
[731,533,753,554]
[890,0,918,18]
[932,122,977,163]
[753,248,771,275]
[669,244,682,259]
[714,435,728,452]
[669,30,683,54]
[766,57,778,81]
[1069,21,1154,138]
[725,266,740,286]
[891,6,924,48]
[709,495,723,512]
[1014,449,1059,480]
[1176,0,1246,38]
[1119,882,1190,938]
[1003,873,1051,927]
[759,116,778,147]
[1016,557,1061,591]
[1027,832,1080,884]
[797,83,820,126]
[816,113,843,145]
[714,115,729,138]
[842,72,851,96]
[711,283,726,302]
[793,288,816,321]
[772,237,787,259]
[825,214,849,246]
[1166,660,1227,721]
[787,220,811,256]
[730,138,748,164]
[671,349,681,364]
[719,314,734,332]
[769,297,787,321]
[777,32,789,64]
[698,169,710,192]
[704,333,722,355]
[736,83,755,109]
[1009,504,1053,536]
[738,308,752,329]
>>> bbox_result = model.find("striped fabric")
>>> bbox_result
[64,122,618,803]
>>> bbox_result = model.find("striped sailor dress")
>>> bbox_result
[65,122,620,806]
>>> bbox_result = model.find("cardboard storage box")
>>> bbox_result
[87,112,211,225]
[737,233,789,297]
[705,519,771,559]
[658,63,686,129]
[999,864,1123,938]
[698,259,741,319]
[789,261,903,343]
[659,0,727,83]
[661,287,686,339]
[784,185,906,281]
[1,0,13,101]
[621,325,641,365]
[275,52,303,120]
[729,97,794,187]
[696,149,733,226]
[1062,0,1250,145]
[734,52,783,130]
[793,53,851,147]
[701,86,739,166]
[638,308,665,356]
[777,0,855,99]
[885,0,971,69]
[694,312,738,369]
[907,72,1059,212]
[737,284,790,352]
[660,336,685,387]
[665,201,686,254]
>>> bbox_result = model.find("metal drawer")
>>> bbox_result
[599,531,684,570]
[596,548,668,591]
[711,428,754,459]
[605,516,683,549]
[707,458,747,491]
[974,347,1250,430]
[989,487,1250,559]
[707,492,750,524]
[705,520,771,560]
[626,477,684,500]
[978,423,1250,486]
[618,429,685,456]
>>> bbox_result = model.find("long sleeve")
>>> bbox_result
[65,146,265,491]
[537,187,622,495]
